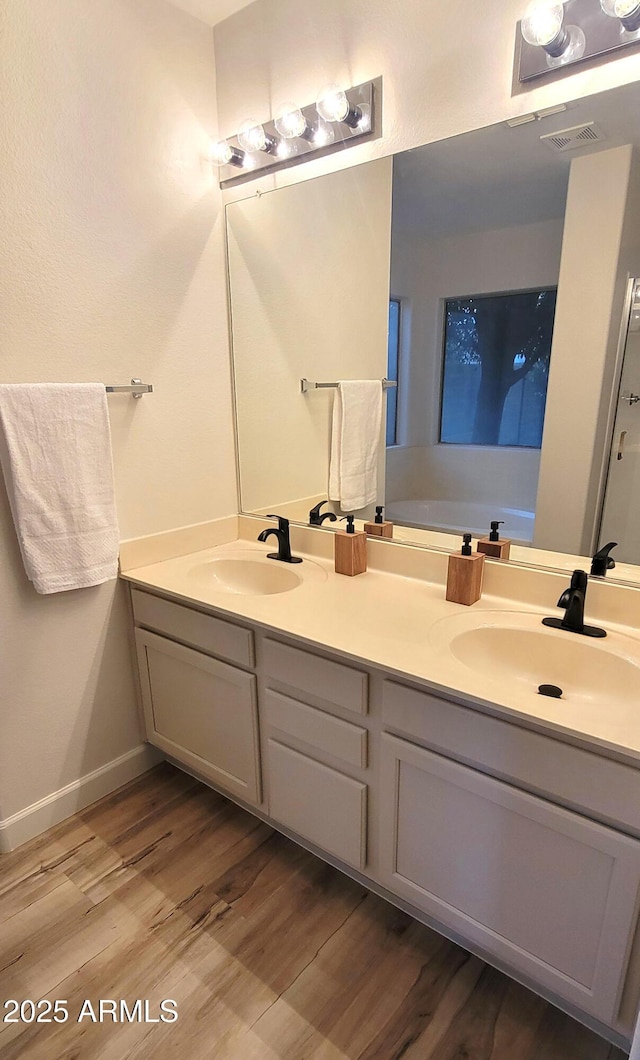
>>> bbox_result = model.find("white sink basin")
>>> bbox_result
[430,610,640,708]
[184,548,327,596]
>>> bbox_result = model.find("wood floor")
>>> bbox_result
[0,764,628,1060]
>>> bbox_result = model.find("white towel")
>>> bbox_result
[328,380,383,511]
[0,383,120,594]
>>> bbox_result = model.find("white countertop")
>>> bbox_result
[122,537,640,764]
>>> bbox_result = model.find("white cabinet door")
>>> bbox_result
[268,740,367,870]
[379,733,640,1025]
[136,628,261,805]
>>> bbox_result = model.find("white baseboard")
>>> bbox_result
[0,744,163,853]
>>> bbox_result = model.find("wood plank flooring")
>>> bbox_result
[0,764,628,1059]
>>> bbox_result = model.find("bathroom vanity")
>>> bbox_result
[122,531,640,1049]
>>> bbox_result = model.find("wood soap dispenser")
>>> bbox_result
[477,520,511,561]
[334,515,367,576]
[446,533,485,606]
[363,505,393,538]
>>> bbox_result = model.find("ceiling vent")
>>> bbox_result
[540,122,607,153]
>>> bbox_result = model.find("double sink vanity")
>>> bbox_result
[120,517,640,1049]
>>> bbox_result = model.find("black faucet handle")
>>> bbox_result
[556,569,587,609]
[266,514,290,533]
[308,501,336,525]
[544,568,606,638]
[570,569,588,590]
[590,542,617,577]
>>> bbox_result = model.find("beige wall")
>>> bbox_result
[227,158,392,515]
[535,146,640,554]
[0,0,236,838]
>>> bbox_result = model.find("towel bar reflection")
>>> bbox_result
[300,378,397,393]
[105,379,153,399]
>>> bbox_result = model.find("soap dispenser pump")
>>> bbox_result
[477,520,511,560]
[334,515,367,576]
[364,505,394,539]
[446,533,485,605]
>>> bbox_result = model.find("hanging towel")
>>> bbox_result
[0,383,120,594]
[328,380,383,511]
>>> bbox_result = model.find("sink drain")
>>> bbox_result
[538,684,563,699]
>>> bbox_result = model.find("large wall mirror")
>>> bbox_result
[226,79,640,585]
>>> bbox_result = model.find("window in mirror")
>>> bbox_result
[387,297,401,446]
[440,288,557,448]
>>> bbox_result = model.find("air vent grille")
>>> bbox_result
[540,122,606,153]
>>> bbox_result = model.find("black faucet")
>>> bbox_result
[590,541,617,577]
[257,515,302,563]
[542,569,606,638]
[309,500,337,526]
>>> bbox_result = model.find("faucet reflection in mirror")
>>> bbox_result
[210,78,379,187]
[517,0,640,82]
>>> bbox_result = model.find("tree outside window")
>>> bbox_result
[440,288,557,448]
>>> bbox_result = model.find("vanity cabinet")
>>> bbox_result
[132,591,261,805]
[379,732,640,1025]
[261,637,370,870]
[127,584,640,1043]
[267,739,367,869]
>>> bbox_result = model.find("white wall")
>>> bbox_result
[227,158,392,515]
[387,218,564,512]
[0,0,237,841]
[535,146,640,554]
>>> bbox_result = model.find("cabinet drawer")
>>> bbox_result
[264,689,367,769]
[131,588,254,668]
[380,733,640,1025]
[136,628,261,804]
[383,679,640,835]
[263,639,368,715]
[268,740,367,869]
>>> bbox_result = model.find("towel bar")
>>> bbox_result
[105,379,153,398]
[300,378,396,393]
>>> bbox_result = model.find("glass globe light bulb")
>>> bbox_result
[209,139,246,169]
[521,1,565,47]
[601,0,640,14]
[209,139,233,165]
[274,103,307,139]
[237,120,268,153]
[316,84,350,123]
[601,0,640,28]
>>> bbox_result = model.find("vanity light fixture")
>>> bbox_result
[274,102,333,147]
[212,77,379,188]
[237,119,279,156]
[600,0,640,33]
[517,0,640,82]
[520,1,586,67]
[209,139,248,170]
[315,84,371,131]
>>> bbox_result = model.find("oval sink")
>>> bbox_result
[430,611,640,708]
[183,548,327,596]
